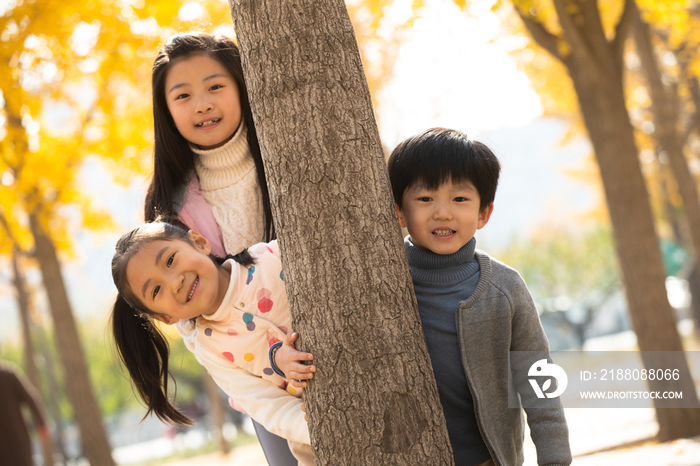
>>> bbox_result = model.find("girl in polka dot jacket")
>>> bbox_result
[111,220,315,465]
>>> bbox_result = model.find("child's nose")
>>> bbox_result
[433,203,452,220]
[195,97,213,113]
[170,273,185,294]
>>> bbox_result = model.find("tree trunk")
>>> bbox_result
[28,213,116,466]
[519,0,700,441]
[656,161,686,246]
[635,15,700,333]
[227,0,454,464]
[635,12,700,314]
[37,324,72,463]
[576,75,700,439]
[565,4,700,442]
[204,372,230,455]
[12,250,55,466]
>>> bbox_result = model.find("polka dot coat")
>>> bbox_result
[193,241,300,397]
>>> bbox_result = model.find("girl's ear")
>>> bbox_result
[152,314,176,325]
[188,230,212,255]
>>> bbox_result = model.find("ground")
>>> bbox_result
[161,406,700,465]
[160,331,700,465]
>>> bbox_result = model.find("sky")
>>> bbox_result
[0,0,596,341]
[377,0,595,249]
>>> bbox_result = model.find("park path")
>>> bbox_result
[162,406,700,466]
[164,331,700,466]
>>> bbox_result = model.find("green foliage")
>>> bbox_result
[163,328,208,407]
[0,344,24,372]
[497,224,621,306]
[0,314,208,420]
[82,317,207,417]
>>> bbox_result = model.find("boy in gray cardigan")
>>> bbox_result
[387,128,571,466]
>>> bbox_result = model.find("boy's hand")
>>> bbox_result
[275,332,315,388]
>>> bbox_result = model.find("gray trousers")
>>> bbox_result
[253,419,298,466]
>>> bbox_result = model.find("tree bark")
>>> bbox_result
[518,0,700,441]
[28,213,116,466]
[227,0,454,464]
[12,250,55,466]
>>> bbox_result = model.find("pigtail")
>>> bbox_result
[212,249,255,267]
[232,249,255,266]
[111,295,194,426]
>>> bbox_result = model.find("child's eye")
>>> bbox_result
[209,84,223,91]
[418,197,432,202]
[153,285,161,299]
[454,197,468,202]
[167,253,175,267]
[175,93,189,100]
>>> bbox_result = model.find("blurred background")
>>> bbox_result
[1,0,700,464]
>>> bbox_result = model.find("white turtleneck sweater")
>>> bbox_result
[192,122,266,255]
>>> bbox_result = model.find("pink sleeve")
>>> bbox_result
[178,176,227,258]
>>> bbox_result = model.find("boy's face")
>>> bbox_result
[398,178,493,255]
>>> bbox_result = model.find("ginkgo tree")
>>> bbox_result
[0,0,437,463]
[0,2,159,464]
[0,1,231,463]
[489,0,700,440]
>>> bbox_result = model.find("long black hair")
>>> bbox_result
[144,32,275,242]
[111,219,254,425]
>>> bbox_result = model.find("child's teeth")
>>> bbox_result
[188,277,198,300]
[434,230,454,236]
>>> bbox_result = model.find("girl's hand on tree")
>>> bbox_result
[275,332,315,388]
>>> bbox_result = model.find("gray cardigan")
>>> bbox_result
[457,250,572,466]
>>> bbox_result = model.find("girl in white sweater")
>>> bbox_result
[137,32,310,464]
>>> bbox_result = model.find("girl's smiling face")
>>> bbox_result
[165,53,242,150]
[125,231,230,324]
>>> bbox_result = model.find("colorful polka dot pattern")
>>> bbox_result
[266,330,281,348]
[243,312,256,331]
[196,241,299,397]
[257,288,273,313]
[254,244,274,255]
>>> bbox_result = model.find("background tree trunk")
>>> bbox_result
[36,325,71,463]
[228,0,454,464]
[634,13,700,333]
[28,213,115,466]
[517,0,700,441]
[571,56,700,440]
[204,372,230,455]
[12,250,55,466]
